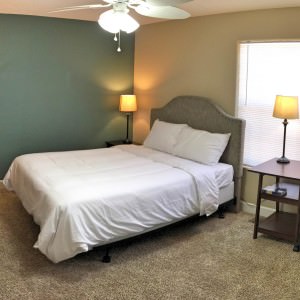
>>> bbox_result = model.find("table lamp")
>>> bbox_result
[273,95,299,163]
[119,95,137,144]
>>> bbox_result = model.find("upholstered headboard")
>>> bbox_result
[150,96,245,211]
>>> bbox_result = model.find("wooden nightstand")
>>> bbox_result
[105,140,132,147]
[249,158,300,251]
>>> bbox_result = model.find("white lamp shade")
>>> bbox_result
[98,10,120,34]
[120,95,137,112]
[98,10,140,34]
[121,13,140,33]
[273,95,299,119]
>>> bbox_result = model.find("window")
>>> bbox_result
[237,41,300,166]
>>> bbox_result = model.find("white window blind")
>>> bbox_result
[237,42,300,166]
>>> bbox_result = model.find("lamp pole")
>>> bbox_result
[277,118,289,164]
[125,113,130,144]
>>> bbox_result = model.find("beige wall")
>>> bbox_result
[133,7,300,206]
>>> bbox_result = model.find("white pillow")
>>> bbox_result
[144,120,187,154]
[173,126,231,165]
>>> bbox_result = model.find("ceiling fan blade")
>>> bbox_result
[135,5,190,19]
[145,0,192,6]
[50,4,111,13]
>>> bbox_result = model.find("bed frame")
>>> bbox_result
[101,95,245,262]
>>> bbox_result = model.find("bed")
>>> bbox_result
[3,96,245,263]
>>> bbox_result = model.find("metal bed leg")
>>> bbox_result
[102,247,111,263]
[217,198,235,218]
[217,207,225,219]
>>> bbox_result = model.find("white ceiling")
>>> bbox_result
[1,0,300,25]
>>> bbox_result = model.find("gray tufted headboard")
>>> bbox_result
[150,96,245,212]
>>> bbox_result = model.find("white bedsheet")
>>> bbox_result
[120,145,233,188]
[3,145,233,263]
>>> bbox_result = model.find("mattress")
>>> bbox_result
[3,145,234,263]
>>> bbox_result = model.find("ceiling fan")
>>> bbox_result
[52,0,192,51]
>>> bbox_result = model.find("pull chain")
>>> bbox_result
[113,31,122,52]
[117,31,121,52]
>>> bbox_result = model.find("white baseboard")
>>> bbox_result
[241,200,275,218]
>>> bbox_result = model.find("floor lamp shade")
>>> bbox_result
[119,95,137,143]
[273,95,299,163]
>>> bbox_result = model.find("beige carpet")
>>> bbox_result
[1,183,300,300]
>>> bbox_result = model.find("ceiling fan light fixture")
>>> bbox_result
[120,13,140,33]
[98,9,140,34]
[98,10,120,33]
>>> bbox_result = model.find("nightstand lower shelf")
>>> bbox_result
[258,211,297,242]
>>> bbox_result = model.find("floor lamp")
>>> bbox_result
[119,95,137,144]
[273,95,299,164]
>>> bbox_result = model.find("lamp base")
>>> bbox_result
[277,156,290,164]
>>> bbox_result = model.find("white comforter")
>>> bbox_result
[3,145,231,263]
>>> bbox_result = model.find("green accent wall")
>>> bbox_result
[0,14,134,178]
